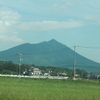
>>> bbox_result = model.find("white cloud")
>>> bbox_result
[0,7,21,34]
[84,15,100,25]
[18,19,84,31]
[0,35,24,42]
[0,7,21,23]
[0,7,84,33]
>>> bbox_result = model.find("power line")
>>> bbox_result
[77,46,100,49]
[72,45,100,79]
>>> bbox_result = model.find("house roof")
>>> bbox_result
[33,68,40,71]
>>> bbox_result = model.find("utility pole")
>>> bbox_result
[73,46,76,80]
[18,53,22,79]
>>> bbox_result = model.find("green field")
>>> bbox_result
[0,77,100,100]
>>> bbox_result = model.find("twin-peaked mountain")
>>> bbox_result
[0,39,100,72]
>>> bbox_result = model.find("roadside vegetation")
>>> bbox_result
[0,76,100,100]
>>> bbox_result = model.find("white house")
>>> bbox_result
[32,68,41,75]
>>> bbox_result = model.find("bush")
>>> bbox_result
[2,70,11,74]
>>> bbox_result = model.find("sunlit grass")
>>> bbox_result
[0,77,100,100]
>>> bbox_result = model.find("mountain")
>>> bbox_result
[0,39,100,72]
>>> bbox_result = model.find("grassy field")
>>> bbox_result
[0,76,100,100]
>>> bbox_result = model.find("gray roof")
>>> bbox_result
[33,68,40,71]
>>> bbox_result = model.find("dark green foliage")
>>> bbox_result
[0,61,18,75]
[4,61,18,72]
[76,69,88,78]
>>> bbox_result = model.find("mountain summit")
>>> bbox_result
[0,39,99,72]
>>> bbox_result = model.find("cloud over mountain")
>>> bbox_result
[18,20,84,31]
[0,35,24,42]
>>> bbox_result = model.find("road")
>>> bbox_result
[0,74,68,79]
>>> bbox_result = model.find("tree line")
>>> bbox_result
[0,60,90,78]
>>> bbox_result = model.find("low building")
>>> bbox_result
[32,68,41,75]
[58,73,67,76]
[33,68,41,75]
[44,73,49,76]
[29,67,41,75]
[74,74,80,78]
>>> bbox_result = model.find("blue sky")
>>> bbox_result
[0,0,100,62]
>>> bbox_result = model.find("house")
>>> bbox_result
[58,73,67,76]
[32,68,41,75]
[86,73,100,79]
[44,73,49,76]
[74,74,80,78]
[29,67,41,75]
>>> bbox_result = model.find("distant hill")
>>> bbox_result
[0,39,100,72]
